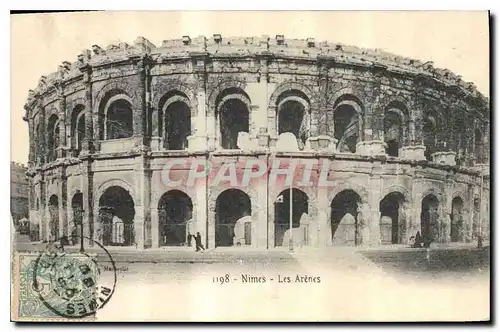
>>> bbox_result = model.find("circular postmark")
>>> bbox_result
[32,236,117,318]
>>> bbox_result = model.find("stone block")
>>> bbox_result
[431,151,456,166]
[187,135,207,152]
[356,140,387,156]
[400,145,426,161]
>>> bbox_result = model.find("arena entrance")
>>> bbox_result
[158,190,193,247]
[379,192,405,244]
[215,189,252,247]
[420,194,439,244]
[48,195,59,241]
[331,190,361,246]
[274,188,309,247]
[98,186,135,246]
[71,192,84,239]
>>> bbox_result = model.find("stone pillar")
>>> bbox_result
[316,186,331,247]
[258,57,270,148]
[151,208,159,248]
[367,171,382,246]
[189,57,209,152]
[440,205,451,244]
[246,78,269,149]
[267,182,276,249]
[314,62,335,151]
[44,200,51,241]
[411,179,423,239]
[400,106,426,160]
[150,102,161,151]
[254,165,268,248]
[188,73,208,152]
[38,180,46,241]
[194,158,208,247]
[57,173,67,239]
[55,83,67,158]
[81,160,92,246]
[27,114,35,165]
[66,196,73,238]
[400,201,413,244]
[133,58,147,148]
[37,102,46,165]
[78,65,93,154]
[134,154,150,249]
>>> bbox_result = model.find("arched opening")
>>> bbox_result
[384,107,404,157]
[423,115,437,161]
[274,188,309,247]
[218,98,249,149]
[106,99,133,140]
[215,189,252,247]
[379,192,406,244]
[333,97,362,153]
[71,192,84,240]
[164,101,191,150]
[48,195,59,241]
[420,194,439,244]
[277,93,310,149]
[47,115,60,162]
[71,105,85,156]
[158,190,193,246]
[450,197,464,242]
[98,186,135,246]
[331,190,362,246]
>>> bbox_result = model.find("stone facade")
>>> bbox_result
[23,35,490,249]
[11,162,29,225]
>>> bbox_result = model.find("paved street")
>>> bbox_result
[12,232,490,321]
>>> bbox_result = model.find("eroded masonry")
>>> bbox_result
[24,35,490,249]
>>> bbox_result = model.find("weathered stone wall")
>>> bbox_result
[23,35,490,249]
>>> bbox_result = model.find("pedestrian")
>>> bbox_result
[195,232,205,252]
[413,231,423,248]
[187,233,193,247]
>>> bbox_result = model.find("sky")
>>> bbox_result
[10,11,490,164]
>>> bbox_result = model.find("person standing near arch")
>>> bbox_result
[195,232,205,252]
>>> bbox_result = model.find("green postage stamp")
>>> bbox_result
[12,249,114,321]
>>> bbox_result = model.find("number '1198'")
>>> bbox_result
[213,274,230,284]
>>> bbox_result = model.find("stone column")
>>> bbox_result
[441,206,451,244]
[316,185,331,247]
[244,57,270,149]
[151,208,159,248]
[38,180,46,241]
[80,66,94,154]
[315,62,335,150]
[400,106,426,160]
[80,160,92,246]
[254,165,268,248]
[134,154,150,249]
[66,195,73,238]
[411,178,423,239]
[133,58,147,148]
[57,95,67,159]
[57,172,67,239]
[37,101,46,165]
[194,157,208,247]
[27,113,35,165]
[367,171,382,246]
[188,58,209,152]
